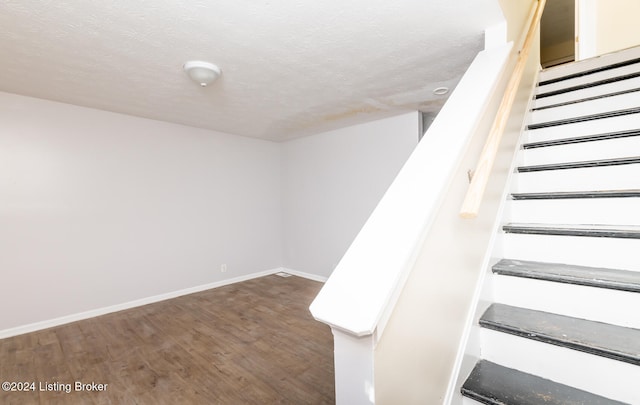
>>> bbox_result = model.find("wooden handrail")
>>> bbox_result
[460,0,546,218]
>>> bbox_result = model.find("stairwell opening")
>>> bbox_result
[540,0,575,68]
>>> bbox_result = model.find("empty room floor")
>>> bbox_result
[0,274,334,404]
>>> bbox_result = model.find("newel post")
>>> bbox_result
[331,328,376,404]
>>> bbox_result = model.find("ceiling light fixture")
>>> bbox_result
[183,61,221,87]
[433,87,449,95]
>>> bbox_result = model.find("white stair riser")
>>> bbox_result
[480,328,640,404]
[536,62,640,95]
[534,76,640,109]
[502,233,640,272]
[539,46,640,83]
[531,91,640,124]
[515,165,640,193]
[522,136,640,166]
[524,114,640,143]
[505,198,640,226]
[492,274,640,328]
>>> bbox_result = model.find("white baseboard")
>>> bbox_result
[0,268,281,340]
[279,267,328,283]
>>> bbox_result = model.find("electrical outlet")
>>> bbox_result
[221,264,227,273]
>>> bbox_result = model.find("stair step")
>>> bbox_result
[523,128,640,149]
[521,137,640,167]
[532,87,640,111]
[515,164,640,193]
[525,113,639,143]
[492,271,640,329]
[510,190,640,200]
[537,61,640,97]
[534,75,640,110]
[502,233,640,271]
[506,198,640,228]
[461,360,625,405]
[480,328,640,404]
[539,57,640,86]
[480,304,640,365]
[530,91,640,125]
[517,156,640,173]
[527,107,640,130]
[536,71,640,99]
[539,45,640,83]
[503,224,640,239]
[492,259,640,293]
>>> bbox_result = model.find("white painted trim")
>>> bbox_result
[280,267,328,283]
[485,20,507,50]
[332,329,375,405]
[576,0,597,61]
[0,268,281,339]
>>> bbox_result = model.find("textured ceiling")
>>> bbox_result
[0,1,504,141]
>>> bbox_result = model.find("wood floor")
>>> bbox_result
[0,274,334,404]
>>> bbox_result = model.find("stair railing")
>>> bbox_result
[460,0,546,219]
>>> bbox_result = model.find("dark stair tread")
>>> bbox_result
[532,87,640,111]
[523,128,640,149]
[480,304,640,365]
[461,360,627,405]
[493,259,640,293]
[527,107,640,130]
[510,190,640,200]
[517,156,640,173]
[503,223,640,239]
[539,56,640,86]
[536,71,640,99]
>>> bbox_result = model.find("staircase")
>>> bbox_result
[461,46,640,405]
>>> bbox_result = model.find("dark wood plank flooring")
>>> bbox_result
[0,275,334,404]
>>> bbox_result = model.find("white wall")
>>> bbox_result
[0,92,418,335]
[577,0,640,60]
[281,113,418,278]
[0,92,282,332]
[594,0,640,56]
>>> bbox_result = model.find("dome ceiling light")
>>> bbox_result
[183,61,221,87]
[433,87,449,95]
